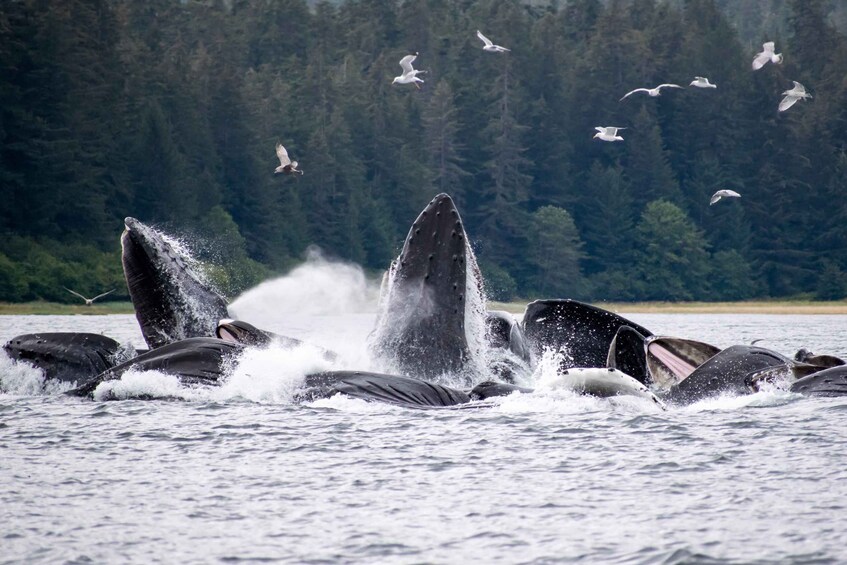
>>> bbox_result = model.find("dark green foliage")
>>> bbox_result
[633,200,711,301]
[0,0,845,303]
[527,206,587,298]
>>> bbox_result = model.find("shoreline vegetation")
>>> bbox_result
[2,300,847,317]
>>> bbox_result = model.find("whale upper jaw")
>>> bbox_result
[122,217,228,349]
[371,194,481,382]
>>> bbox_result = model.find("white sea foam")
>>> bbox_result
[0,351,75,395]
[213,343,335,403]
[92,369,197,401]
[681,388,799,412]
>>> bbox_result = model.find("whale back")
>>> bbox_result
[3,332,120,384]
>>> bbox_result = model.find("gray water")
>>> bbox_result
[3,312,847,564]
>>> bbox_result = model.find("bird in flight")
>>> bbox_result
[593,126,625,142]
[476,30,510,53]
[274,143,303,175]
[779,81,811,112]
[64,287,116,306]
[752,42,783,70]
[709,189,741,205]
[392,53,425,89]
[689,76,716,89]
[620,84,682,101]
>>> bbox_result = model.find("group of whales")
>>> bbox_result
[4,193,847,407]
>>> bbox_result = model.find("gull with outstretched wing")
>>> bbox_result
[476,30,510,53]
[620,83,682,101]
[64,287,116,306]
[392,53,426,89]
[274,142,303,175]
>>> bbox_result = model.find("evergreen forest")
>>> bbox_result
[2,0,847,303]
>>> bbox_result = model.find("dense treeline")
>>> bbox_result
[2,0,847,303]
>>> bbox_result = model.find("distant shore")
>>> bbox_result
[0,301,136,315]
[3,300,847,316]
[490,300,847,315]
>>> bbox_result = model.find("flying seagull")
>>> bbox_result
[274,142,303,175]
[690,76,716,89]
[709,189,741,205]
[779,81,811,112]
[620,84,682,101]
[392,53,425,89]
[752,41,783,70]
[64,287,116,306]
[476,30,510,53]
[593,126,625,142]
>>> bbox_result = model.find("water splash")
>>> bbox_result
[230,247,381,322]
[0,351,76,395]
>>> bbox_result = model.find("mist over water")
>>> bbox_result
[230,247,382,321]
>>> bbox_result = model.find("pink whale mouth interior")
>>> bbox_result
[649,342,699,380]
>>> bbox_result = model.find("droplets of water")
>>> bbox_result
[0,351,74,395]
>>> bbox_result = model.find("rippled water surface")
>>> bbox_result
[3,313,847,563]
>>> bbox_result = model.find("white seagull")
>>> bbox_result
[690,76,716,89]
[476,30,510,53]
[64,287,116,306]
[709,189,741,205]
[274,142,303,175]
[779,81,811,112]
[392,53,425,89]
[593,127,625,142]
[752,41,783,70]
[620,83,683,101]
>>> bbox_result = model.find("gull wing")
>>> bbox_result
[725,190,741,198]
[709,192,722,205]
[399,54,417,74]
[762,42,775,54]
[91,289,116,302]
[658,84,682,89]
[779,95,800,112]
[64,287,89,301]
[605,127,622,135]
[791,81,806,94]
[595,127,606,133]
[276,142,291,167]
[476,30,493,47]
[752,51,770,70]
[620,88,648,101]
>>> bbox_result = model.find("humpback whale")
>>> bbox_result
[69,337,243,398]
[297,371,473,408]
[523,299,653,369]
[3,333,121,385]
[665,345,792,404]
[789,366,847,396]
[122,217,229,349]
[369,193,485,381]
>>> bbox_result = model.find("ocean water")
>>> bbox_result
[2,311,847,564]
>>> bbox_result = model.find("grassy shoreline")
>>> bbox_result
[0,301,136,315]
[3,300,847,316]
[490,300,847,315]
